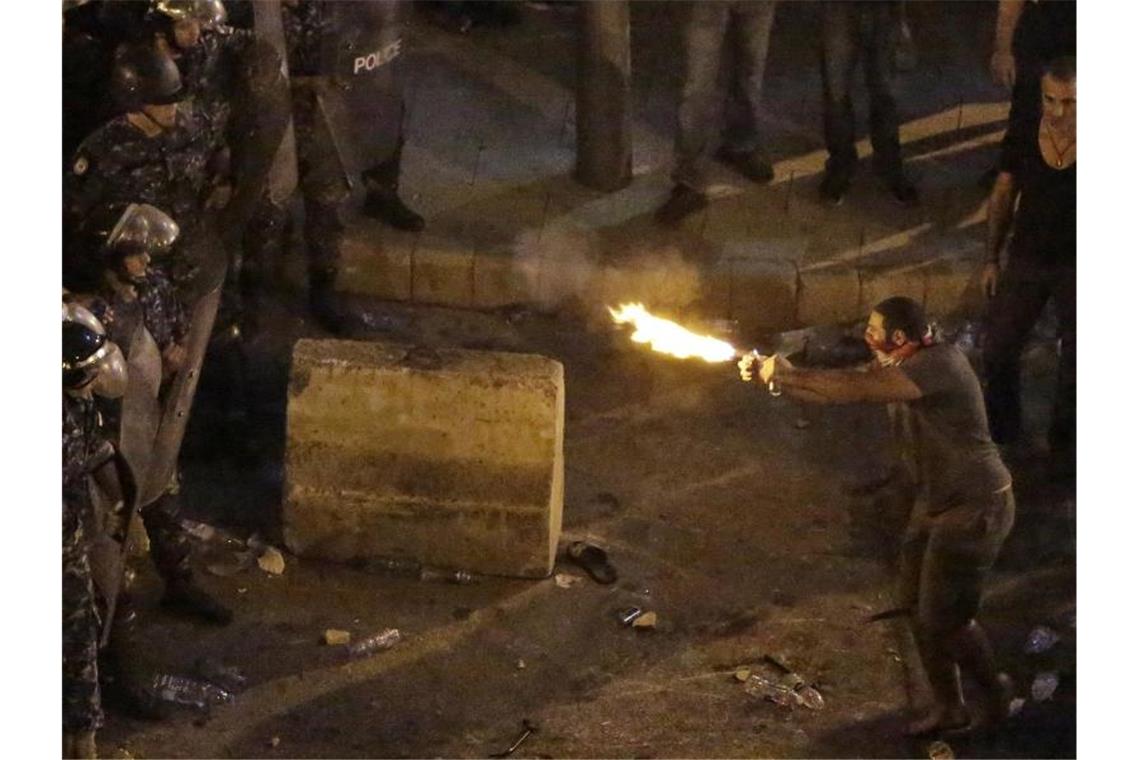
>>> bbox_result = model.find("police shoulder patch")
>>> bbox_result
[73,156,89,176]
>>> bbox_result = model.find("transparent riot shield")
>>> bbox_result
[312,0,405,183]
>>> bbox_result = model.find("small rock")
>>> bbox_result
[322,629,351,646]
[237,587,247,594]
[734,668,752,683]
[632,611,658,629]
[517,659,526,670]
[268,736,281,748]
[795,418,810,430]
[927,740,954,760]
[258,547,286,575]
[1031,672,1059,702]
[554,573,582,589]
[1008,697,1026,717]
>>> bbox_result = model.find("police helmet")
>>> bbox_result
[109,41,184,111]
[85,202,181,262]
[63,303,128,398]
[152,0,227,30]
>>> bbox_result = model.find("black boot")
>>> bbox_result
[654,184,708,226]
[309,267,351,335]
[362,189,425,232]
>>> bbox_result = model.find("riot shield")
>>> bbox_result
[219,35,292,240]
[140,228,228,507]
[312,0,405,183]
[252,0,299,206]
[88,315,162,644]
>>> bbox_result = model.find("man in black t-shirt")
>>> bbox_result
[981,56,1076,466]
[740,297,1015,737]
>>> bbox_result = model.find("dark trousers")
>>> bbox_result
[819,1,903,177]
[63,514,103,734]
[983,258,1076,452]
[673,0,777,191]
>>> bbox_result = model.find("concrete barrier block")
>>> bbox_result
[472,251,530,308]
[858,264,927,315]
[338,221,412,301]
[796,266,861,326]
[412,238,475,307]
[284,339,565,578]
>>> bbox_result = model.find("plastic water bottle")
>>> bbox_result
[347,628,401,658]
[150,673,233,711]
[744,674,799,708]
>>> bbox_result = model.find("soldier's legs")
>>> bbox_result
[361,135,425,232]
[861,3,904,176]
[983,261,1052,445]
[141,478,232,625]
[63,521,102,749]
[819,2,861,203]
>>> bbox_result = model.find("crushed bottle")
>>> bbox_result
[1024,626,1060,655]
[744,674,800,708]
[149,673,233,712]
[347,628,401,658]
[194,658,248,693]
[420,567,476,584]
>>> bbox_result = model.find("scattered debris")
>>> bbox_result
[205,551,255,577]
[927,740,955,760]
[763,655,825,710]
[1008,697,1026,717]
[268,736,281,749]
[516,659,527,670]
[1031,672,1059,702]
[618,607,643,626]
[866,607,911,623]
[237,587,248,594]
[794,417,810,430]
[148,673,233,712]
[554,573,582,589]
[743,673,799,708]
[322,629,351,646]
[257,547,286,575]
[420,567,476,584]
[193,658,247,693]
[1024,626,1060,655]
[632,611,658,629]
[110,748,134,759]
[734,668,752,683]
[567,541,617,585]
[490,719,537,758]
[347,628,401,658]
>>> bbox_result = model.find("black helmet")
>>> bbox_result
[109,41,184,111]
[151,0,227,30]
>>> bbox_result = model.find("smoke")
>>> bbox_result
[512,223,702,315]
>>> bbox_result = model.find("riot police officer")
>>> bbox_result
[282,0,424,333]
[65,40,231,292]
[78,202,233,627]
[63,303,129,759]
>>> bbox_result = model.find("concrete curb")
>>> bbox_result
[322,219,986,335]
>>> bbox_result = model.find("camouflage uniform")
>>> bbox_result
[64,105,226,291]
[95,272,197,586]
[62,394,105,734]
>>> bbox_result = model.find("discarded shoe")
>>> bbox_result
[567,541,617,584]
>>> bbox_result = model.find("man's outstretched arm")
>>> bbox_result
[777,364,923,405]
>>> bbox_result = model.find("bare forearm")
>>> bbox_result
[987,183,1017,263]
[994,0,1025,53]
[779,368,872,404]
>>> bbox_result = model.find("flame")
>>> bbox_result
[608,303,738,363]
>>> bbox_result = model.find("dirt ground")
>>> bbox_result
[96,289,1076,759]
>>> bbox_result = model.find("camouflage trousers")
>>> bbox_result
[63,513,102,733]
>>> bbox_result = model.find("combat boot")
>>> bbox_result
[309,267,351,335]
[362,188,425,232]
